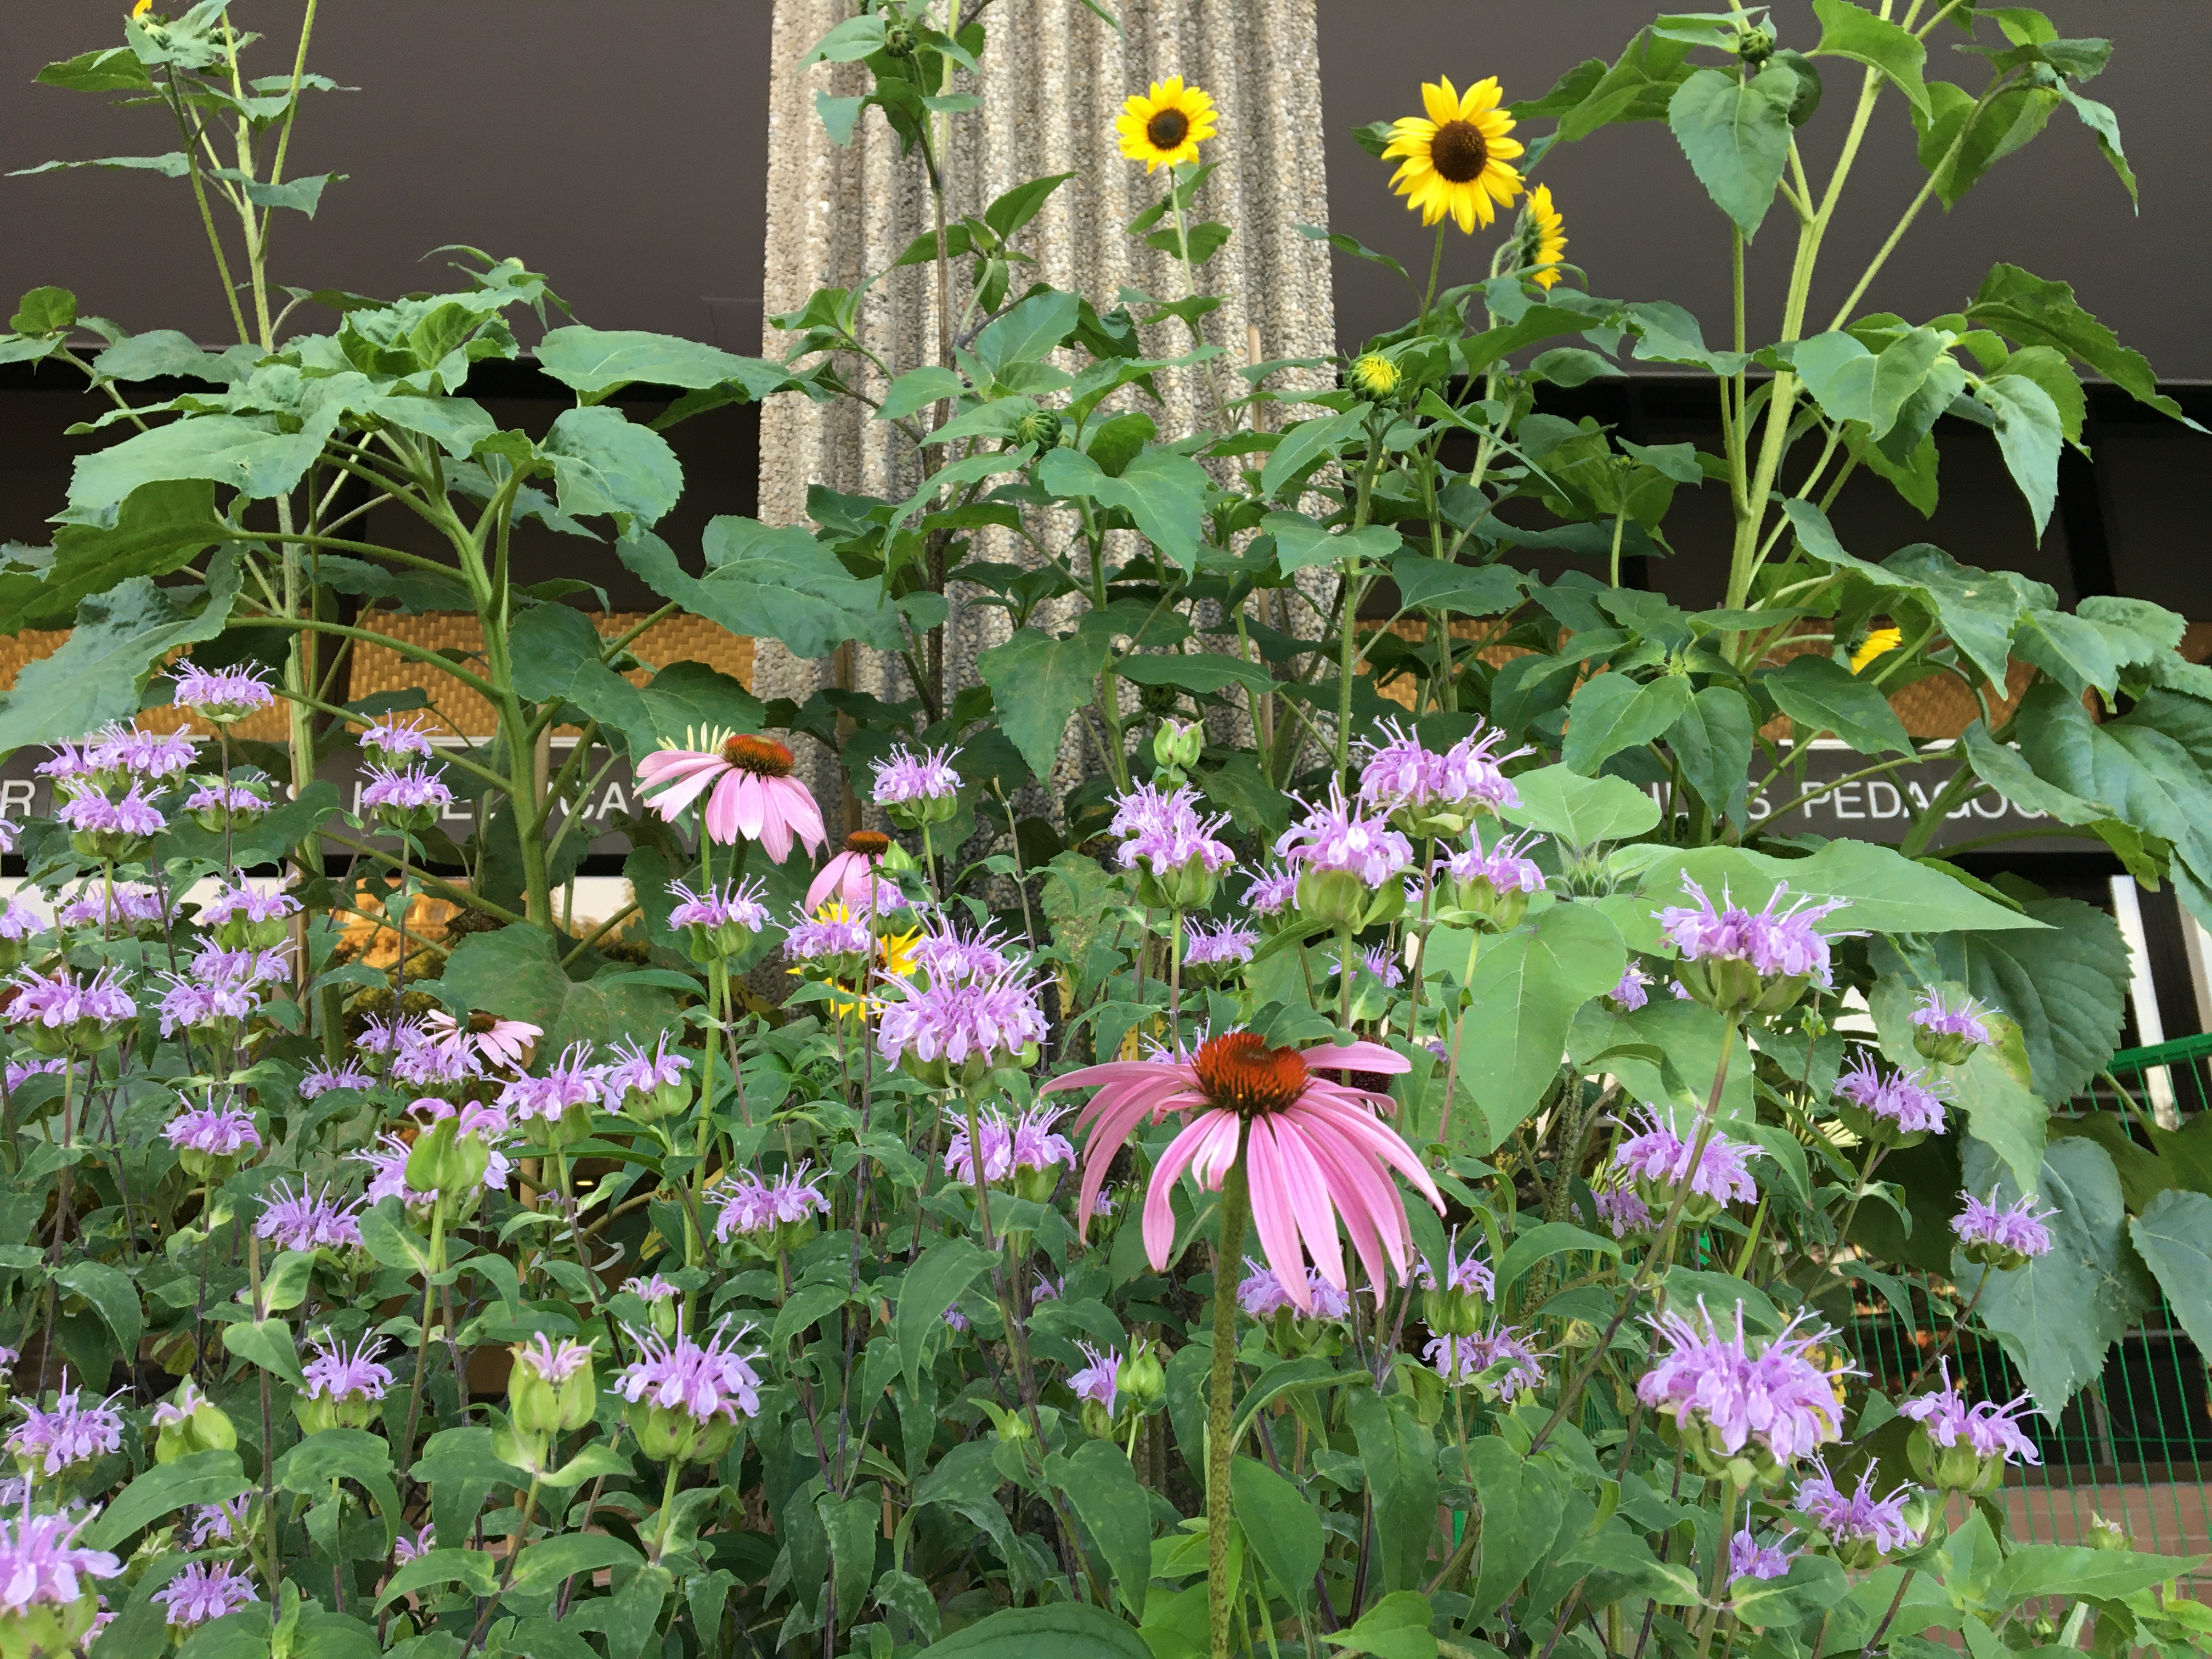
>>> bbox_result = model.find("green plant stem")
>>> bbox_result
[1206,1146,1251,1659]
[1694,1479,1741,1659]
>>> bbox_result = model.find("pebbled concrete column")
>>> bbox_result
[757,0,1335,818]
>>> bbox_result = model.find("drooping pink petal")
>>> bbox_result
[639,753,729,821]
[1302,1040,1412,1076]
[1263,1111,1350,1292]
[805,853,857,914]
[1293,1113,1407,1292]
[754,786,795,862]
[1245,1120,1323,1311]
[1143,1108,1240,1271]
[730,772,769,844]
[771,775,828,857]
[701,773,744,844]
[1296,1091,1447,1215]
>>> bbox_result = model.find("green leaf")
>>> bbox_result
[1200,753,1293,839]
[1729,1551,1850,1628]
[1113,653,1272,697]
[80,1450,249,1550]
[1323,1590,1439,1659]
[1958,1135,2149,1421]
[1051,1439,1153,1618]
[2017,678,2212,903]
[1640,840,2044,934]
[1667,65,1798,239]
[2128,1189,2212,1362]
[898,1238,995,1393]
[10,286,77,334]
[506,601,657,754]
[771,1281,850,1348]
[975,625,1115,784]
[541,405,682,533]
[1667,685,1755,819]
[620,522,901,661]
[1965,263,2196,427]
[375,1547,500,1610]
[223,1317,303,1386]
[1040,445,1210,571]
[89,330,249,385]
[1497,1222,1621,1290]
[1345,1386,1438,1595]
[970,291,1081,382]
[878,365,967,421]
[1959,719,2106,824]
[70,414,327,511]
[53,1260,140,1363]
[636,660,765,745]
[817,1489,878,1628]
[1871,978,2044,1194]
[35,49,153,93]
[1758,652,1910,755]
[1386,555,1523,617]
[2062,87,2137,207]
[357,1201,435,1275]
[438,924,676,1062]
[1976,372,2062,539]
[535,325,790,402]
[1457,904,1628,1148]
[917,1601,1153,1658]
[1232,1455,1323,1611]
[1261,408,1367,500]
[1263,511,1401,577]
[1988,1545,2200,1612]
[508,1532,642,1598]
[1463,1437,1565,1621]
[275,1429,400,1553]
[1809,0,1929,115]
[2011,600,2179,701]
[1561,672,1695,775]
[0,561,240,754]
[1500,764,1661,847]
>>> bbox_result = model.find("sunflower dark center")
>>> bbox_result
[1430,119,1489,184]
[466,1011,499,1035]
[721,734,795,777]
[846,830,892,856]
[1146,108,1190,151]
[1194,1032,1309,1118]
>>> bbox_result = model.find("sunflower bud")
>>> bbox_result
[1735,26,1775,66]
[1348,352,1402,400]
[1012,409,1064,450]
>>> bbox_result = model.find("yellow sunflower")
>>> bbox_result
[1383,76,1525,233]
[1519,183,1567,289]
[1116,77,1217,173]
[789,901,923,1019]
[1848,627,1904,675]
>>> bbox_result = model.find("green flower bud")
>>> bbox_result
[1116,1342,1167,1413]
[625,1398,736,1465]
[1912,1025,1978,1068]
[1152,719,1204,776]
[1735,26,1775,65]
[509,1338,598,1436]
[1348,352,1402,400]
[1295,868,1403,933]
[0,1595,104,1659]
[405,1117,491,1199]
[1080,1398,1116,1440]
[885,791,962,830]
[1135,852,1221,912]
[1906,1421,2001,1496]
[1012,408,1064,450]
[153,1384,236,1465]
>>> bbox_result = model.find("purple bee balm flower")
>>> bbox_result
[877,967,1047,1069]
[156,946,281,1035]
[1899,1361,2041,1466]
[360,764,453,812]
[33,744,91,785]
[1428,1327,1547,1400]
[1276,785,1414,888]
[162,1101,261,1158]
[0,903,43,944]
[152,1561,259,1629]
[8,1383,126,1474]
[195,881,300,929]
[1110,782,1235,876]
[1357,719,1450,807]
[56,786,166,839]
[1239,1260,1352,1320]
[2,1058,64,1093]
[297,1060,374,1099]
[1791,1463,1921,1554]
[1637,1302,1850,1466]
[149,1380,214,1431]
[513,1334,594,1384]
[1033,1274,1062,1303]
[55,883,166,930]
[88,724,195,780]
[1183,918,1259,967]
[170,661,274,722]
[1612,1111,1762,1207]
[943,1105,1074,1186]
[1333,942,1404,989]
[257,1182,364,1252]
[498,1042,607,1124]
[871,743,962,805]
[1068,1342,1120,1412]
[714,1163,831,1239]
[1594,1187,1653,1239]
[602,1034,691,1111]
[182,780,269,817]
[0,819,16,855]
[354,1014,427,1057]
[1245,866,1297,916]
[1656,880,1854,984]
[359,715,436,760]
[666,876,771,933]
[0,1508,120,1615]
[785,911,874,961]
[391,1522,436,1564]
[187,1498,252,1549]
[1832,1054,1949,1136]
[1953,1191,2057,1260]
[1437,724,1532,811]
[386,1031,482,1091]
[943,1305,970,1334]
[909,915,1019,985]
[1608,964,1652,1012]
[623,1274,679,1304]
[1911,986,1993,1046]
[1418,1234,1496,1299]
[8,967,137,1032]
[613,1318,765,1423]
[302,1333,393,1402]
[1442,830,1549,894]
[1730,1529,1795,1582]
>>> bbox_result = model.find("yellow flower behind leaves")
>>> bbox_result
[1848,627,1904,675]
[1382,76,1524,233]
[1520,183,1567,289]
[788,901,921,1020]
[1115,77,1217,173]
[132,0,153,13]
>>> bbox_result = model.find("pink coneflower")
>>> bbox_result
[1899,1361,2040,1466]
[421,1008,541,1071]
[1832,1054,1949,1136]
[1953,1191,2057,1262]
[170,661,274,723]
[871,744,962,806]
[1428,1326,1547,1400]
[1046,1031,1445,1314]
[1239,1260,1352,1319]
[0,1508,120,1615]
[1637,1302,1850,1467]
[804,831,904,917]
[1791,1463,1920,1554]
[1183,918,1259,967]
[636,732,826,861]
[256,1182,364,1252]
[152,1561,259,1629]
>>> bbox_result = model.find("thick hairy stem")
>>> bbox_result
[1207,1145,1252,1659]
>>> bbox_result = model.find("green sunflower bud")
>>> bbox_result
[1012,408,1064,450]
[1348,352,1402,400]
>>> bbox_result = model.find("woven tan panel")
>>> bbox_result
[0,630,291,742]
